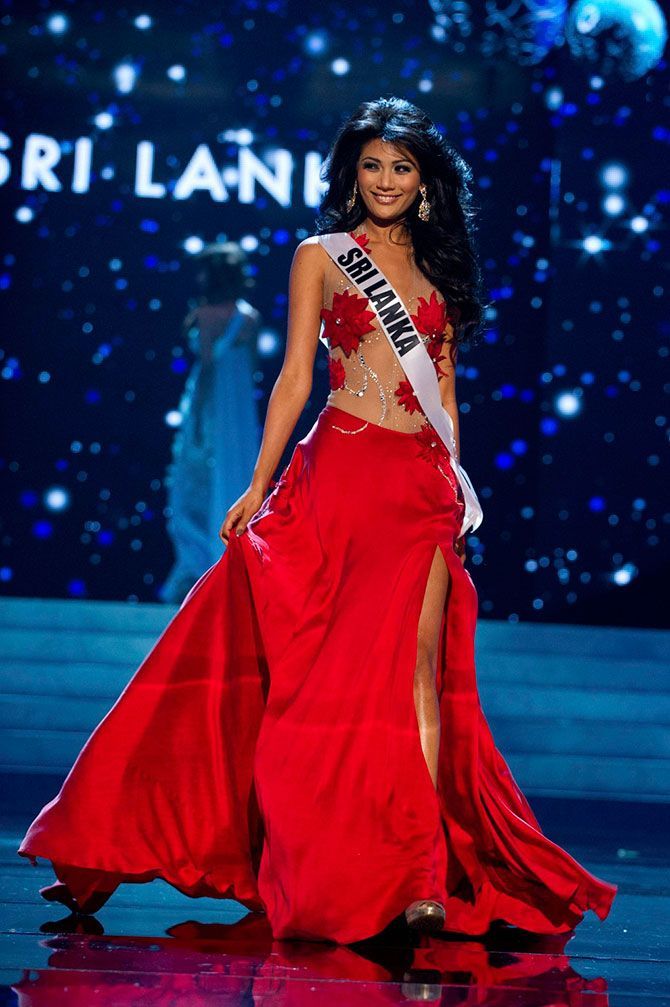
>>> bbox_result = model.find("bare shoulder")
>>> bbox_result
[292,235,329,274]
[297,234,325,251]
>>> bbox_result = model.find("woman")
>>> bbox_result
[19,97,617,944]
[160,242,261,604]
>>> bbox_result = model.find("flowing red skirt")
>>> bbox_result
[19,403,617,943]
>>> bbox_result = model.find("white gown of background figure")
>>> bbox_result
[160,299,261,603]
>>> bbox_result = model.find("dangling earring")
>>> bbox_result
[418,183,431,222]
[346,179,358,213]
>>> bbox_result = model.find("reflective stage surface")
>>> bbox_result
[1,795,668,1006]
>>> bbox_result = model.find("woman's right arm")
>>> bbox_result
[219,238,325,543]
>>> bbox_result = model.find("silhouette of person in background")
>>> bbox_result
[159,242,262,604]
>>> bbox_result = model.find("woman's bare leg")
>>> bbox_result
[413,546,450,788]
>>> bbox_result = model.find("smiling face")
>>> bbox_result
[355,137,422,224]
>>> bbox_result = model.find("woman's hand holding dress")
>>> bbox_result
[219,486,266,543]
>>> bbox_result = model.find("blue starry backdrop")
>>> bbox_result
[0,0,667,625]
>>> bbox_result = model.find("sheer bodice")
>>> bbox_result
[320,225,455,434]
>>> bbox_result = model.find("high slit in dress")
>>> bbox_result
[18,227,617,944]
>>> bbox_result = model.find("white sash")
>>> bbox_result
[318,230,483,537]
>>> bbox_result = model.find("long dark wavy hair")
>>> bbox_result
[315,96,489,348]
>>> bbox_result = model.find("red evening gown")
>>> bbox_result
[18,228,617,944]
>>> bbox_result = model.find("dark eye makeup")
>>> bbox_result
[361,160,413,172]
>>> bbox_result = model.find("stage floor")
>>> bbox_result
[1,794,668,1006]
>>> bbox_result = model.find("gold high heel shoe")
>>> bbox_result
[404,899,446,932]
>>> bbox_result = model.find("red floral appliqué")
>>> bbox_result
[328,355,346,390]
[320,289,376,357]
[410,290,458,382]
[415,422,463,506]
[426,338,450,380]
[394,380,424,415]
[411,290,449,338]
[415,422,449,467]
[350,230,371,253]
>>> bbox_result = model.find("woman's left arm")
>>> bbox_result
[439,327,466,564]
[438,326,460,462]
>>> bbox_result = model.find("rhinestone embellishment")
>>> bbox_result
[330,420,369,434]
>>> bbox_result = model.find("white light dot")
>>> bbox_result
[612,563,637,586]
[555,391,582,417]
[167,64,186,82]
[240,234,259,252]
[165,410,183,428]
[258,330,279,356]
[183,236,205,255]
[630,216,649,234]
[331,57,350,76]
[134,14,153,30]
[113,62,138,93]
[603,193,625,215]
[47,13,69,34]
[583,235,605,254]
[44,486,70,511]
[15,206,34,223]
[94,111,114,130]
[601,162,628,189]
